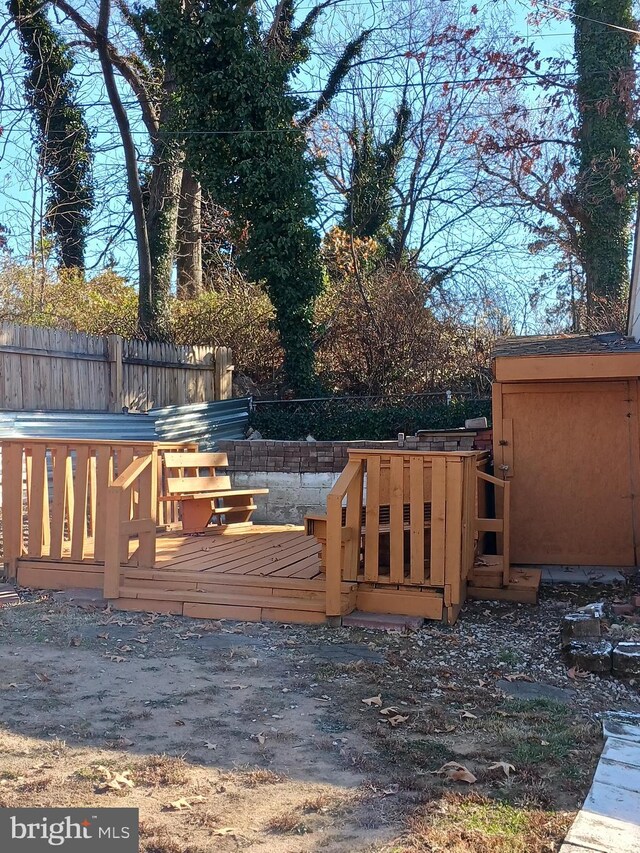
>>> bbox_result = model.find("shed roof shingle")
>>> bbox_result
[492,331,640,358]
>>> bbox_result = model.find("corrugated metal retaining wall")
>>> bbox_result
[0,398,251,447]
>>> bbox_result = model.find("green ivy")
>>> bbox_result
[574,0,636,314]
[341,100,410,250]
[146,0,366,394]
[9,0,94,270]
[250,397,491,441]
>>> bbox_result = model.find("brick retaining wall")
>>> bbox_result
[217,429,493,474]
[217,430,493,524]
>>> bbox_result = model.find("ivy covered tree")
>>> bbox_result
[148,0,367,393]
[8,0,94,270]
[573,0,636,314]
[341,100,410,252]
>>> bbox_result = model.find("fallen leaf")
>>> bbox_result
[165,796,206,811]
[35,672,51,683]
[488,761,515,778]
[118,645,134,653]
[382,784,399,796]
[566,666,589,680]
[387,715,409,728]
[96,767,135,792]
[212,828,236,836]
[449,768,477,783]
[379,707,399,716]
[503,674,534,683]
[256,733,266,746]
[229,684,248,690]
[460,711,477,719]
[132,637,148,644]
[165,798,193,811]
[106,655,126,663]
[97,632,110,640]
[205,742,217,750]
[434,761,477,784]
[362,694,383,708]
[174,720,186,727]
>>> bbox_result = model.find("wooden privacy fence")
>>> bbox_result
[316,449,508,622]
[0,439,195,588]
[0,322,233,411]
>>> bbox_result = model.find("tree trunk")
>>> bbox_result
[176,169,203,298]
[96,0,153,333]
[145,61,185,340]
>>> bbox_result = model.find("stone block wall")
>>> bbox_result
[217,429,493,525]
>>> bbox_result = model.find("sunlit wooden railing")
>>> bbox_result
[323,449,492,617]
[475,468,511,586]
[0,439,194,585]
[104,450,157,598]
[325,459,364,616]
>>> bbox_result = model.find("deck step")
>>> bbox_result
[466,567,541,605]
[117,585,354,614]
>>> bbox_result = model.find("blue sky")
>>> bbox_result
[0,1,579,330]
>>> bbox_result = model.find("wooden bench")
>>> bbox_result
[161,452,268,534]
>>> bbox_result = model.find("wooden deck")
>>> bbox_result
[3,439,540,626]
[17,525,358,624]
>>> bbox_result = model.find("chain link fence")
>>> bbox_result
[250,391,491,441]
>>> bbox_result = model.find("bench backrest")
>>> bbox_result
[163,451,231,495]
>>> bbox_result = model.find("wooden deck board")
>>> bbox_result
[13,523,460,624]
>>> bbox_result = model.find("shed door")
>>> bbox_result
[502,380,637,566]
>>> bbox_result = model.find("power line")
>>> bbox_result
[535,1,640,36]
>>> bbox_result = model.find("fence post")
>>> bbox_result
[214,346,234,400]
[107,335,124,412]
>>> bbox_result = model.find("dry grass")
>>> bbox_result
[139,823,209,853]
[302,792,334,812]
[388,792,573,853]
[265,808,308,834]
[134,755,191,788]
[238,767,286,787]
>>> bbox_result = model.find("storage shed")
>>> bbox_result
[492,332,640,568]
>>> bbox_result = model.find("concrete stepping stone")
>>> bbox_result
[560,714,640,852]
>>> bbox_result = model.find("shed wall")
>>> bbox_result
[493,371,640,567]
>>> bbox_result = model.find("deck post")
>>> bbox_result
[325,493,343,617]
[103,485,122,599]
[1,442,23,578]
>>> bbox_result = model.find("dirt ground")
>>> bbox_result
[1,584,639,852]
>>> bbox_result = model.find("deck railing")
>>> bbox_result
[104,450,157,598]
[324,449,496,617]
[0,439,194,588]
